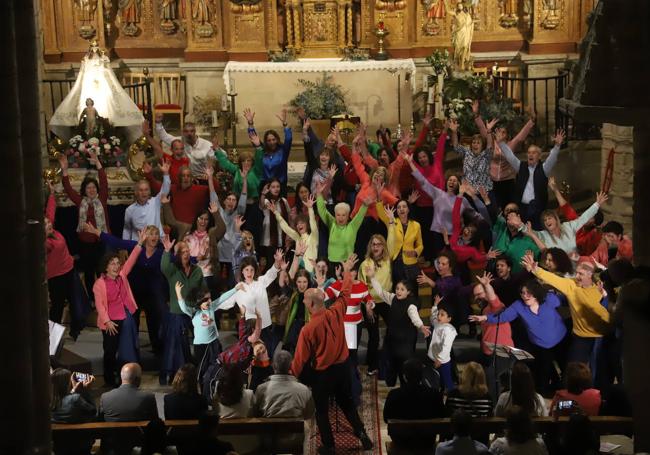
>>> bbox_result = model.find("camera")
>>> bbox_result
[73,372,88,382]
[557,400,574,410]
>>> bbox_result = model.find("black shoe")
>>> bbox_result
[357,431,373,450]
[317,445,335,455]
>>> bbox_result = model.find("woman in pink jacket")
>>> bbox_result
[93,229,146,387]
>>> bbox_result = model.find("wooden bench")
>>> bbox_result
[52,417,305,454]
[386,416,634,454]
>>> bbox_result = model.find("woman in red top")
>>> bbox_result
[93,230,145,386]
[58,151,110,297]
[551,362,602,416]
[45,184,90,340]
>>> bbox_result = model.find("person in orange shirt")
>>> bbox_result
[291,254,373,455]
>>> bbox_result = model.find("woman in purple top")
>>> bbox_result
[85,223,168,356]
[470,279,569,395]
[417,251,464,330]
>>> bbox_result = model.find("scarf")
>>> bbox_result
[78,197,107,233]
[268,196,289,248]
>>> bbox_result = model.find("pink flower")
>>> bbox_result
[83,141,88,146]
[115,147,121,153]
[115,161,121,167]
[101,138,108,144]
[72,162,79,168]
[113,151,118,156]
[74,151,80,157]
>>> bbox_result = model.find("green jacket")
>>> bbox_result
[161,251,205,314]
[317,195,367,263]
[492,216,540,273]
[283,290,309,343]
[214,147,264,198]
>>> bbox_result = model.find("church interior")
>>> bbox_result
[2,0,650,454]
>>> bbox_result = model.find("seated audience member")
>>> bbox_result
[254,349,314,418]
[99,363,158,422]
[50,369,96,455]
[489,405,548,455]
[495,362,548,417]
[177,411,235,455]
[556,414,600,455]
[435,410,491,455]
[133,418,175,455]
[384,358,446,452]
[446,362,493,418]
[215,364,255,418]
[551,362,602,416]
[592,221,634,266]
[164,363,208,420]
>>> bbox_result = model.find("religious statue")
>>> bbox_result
[541,0,561,29]
[498,0,518,28]
[422,0,445,36]
[76,0,98,38]
[78,98,107,138]
[192,0,214,37]
[160,0,178,34]
[449,1,474,71]
[118,0,141,36]
[469,0,480,29]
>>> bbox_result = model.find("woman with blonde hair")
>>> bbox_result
[446,361,493,417]
[358,234,392,375]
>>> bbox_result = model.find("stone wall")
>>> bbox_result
[600,123,634,238]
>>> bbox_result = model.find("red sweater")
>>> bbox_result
[450,196,488,269]
[411,130,448,207]
[380,124,431,196]
[551,388,602,416]
[291,273,353,377]
[147,173,213,225]
[163,154,191,184]
[62,168,110,243]
[325,279,373,324]
[45,195,74,279]
[481,296,514,355]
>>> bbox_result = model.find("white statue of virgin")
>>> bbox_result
[49,42,144,142]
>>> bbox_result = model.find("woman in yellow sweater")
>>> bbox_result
[521,253,611,366]
[358,234,392,376]
[377,199,424,294]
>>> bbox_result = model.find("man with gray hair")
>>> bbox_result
[254,350,314,419]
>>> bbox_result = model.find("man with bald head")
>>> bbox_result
[99,363,158,422]
[291,254,373,455]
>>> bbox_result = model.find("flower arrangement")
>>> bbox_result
[289,73,348,120]
[64,134,126,168]
[426,49,452,79]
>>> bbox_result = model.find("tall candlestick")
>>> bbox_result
[221,94,229,112]
[230,78,236,95]
[211,110,219,127]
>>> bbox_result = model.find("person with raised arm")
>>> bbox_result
[496,128,566,229]
[154,112,213,180]
[142,120,189,184]
[291,254,374,455]
[123,160,171,240]
[244,107,293,190]
[93,229,147,387]
[521,253,611,367]
[45,182,90,340]
[473,101,536,208]
[160,234,205,385]
[364,263,430,386]
[258,179,291,267]
[58,150,110,297]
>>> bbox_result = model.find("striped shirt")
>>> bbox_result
[325,280,373,324]
[445,389,494,418]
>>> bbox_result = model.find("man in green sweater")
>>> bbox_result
[317,193,375,265]
[493,207,540,273]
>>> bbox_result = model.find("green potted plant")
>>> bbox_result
[289,73,348,139]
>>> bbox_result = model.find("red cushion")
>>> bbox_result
[155,104,182,109]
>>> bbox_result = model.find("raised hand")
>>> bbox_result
[174,281,184,297]
[478,186,490,204]
[335,264,342,280]
[142,160,153,174]
[423,109,433,127]
[302,118,311,132]
[211,135,220,151]
[209,201,219,214]
[486,248,501,260]
[234,215,245,231]
[342,253,359,274]
[548,176,558,192]
[304,194,316,209]
[160,159,171,175]
[486,118,499,132]
[433,294,443,307]
[273,248,284,268]
[248,130,261,147]
[295,240,307,257]
[553,128,566,146]
[205,164,214,178]
[161,234,175,252]
[442,227,450,246]
[328,164,338,180]
[296,106,307,120]
[385,205,395,222]
[476,271,493,286]
[407,190,420,205]
[275,108,288,125]
[361,190,377,207]
[265,199,277,214]
[160,193,170,204]
[243,108,255,125]
[417,270,435,287]
[520,253,538,273]
[596,191,608,206]
[591,256,607,271]
[261,183,270,197]
[57,154,69,172]
[449,118,459,132]
[472,100,479,115]
[363,263,375,278]
[468,314,487,323]
[314,266,326,289]
[137,229,148,245]
[526,106,537,122]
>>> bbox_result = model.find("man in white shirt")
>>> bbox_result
[123,161,171,240]
[154,113,213,179]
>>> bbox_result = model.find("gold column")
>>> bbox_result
[346,1,352,48]
[286,3,294,48]
[292,0,302,50]
[337,0,346,49]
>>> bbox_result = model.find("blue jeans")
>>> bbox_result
[437,361,454,392]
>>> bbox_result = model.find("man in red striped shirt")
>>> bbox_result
[291,254,373,455]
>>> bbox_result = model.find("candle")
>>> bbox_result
[427,86,435,104]
[230,78,236,94]
[211,110,219,127]
[423,74,429,91]
[221,94,229,112]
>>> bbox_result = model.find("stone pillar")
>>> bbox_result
[600,123,634,238]
[633,124,650,268]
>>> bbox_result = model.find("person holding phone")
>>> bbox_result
[51,368,96,454]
